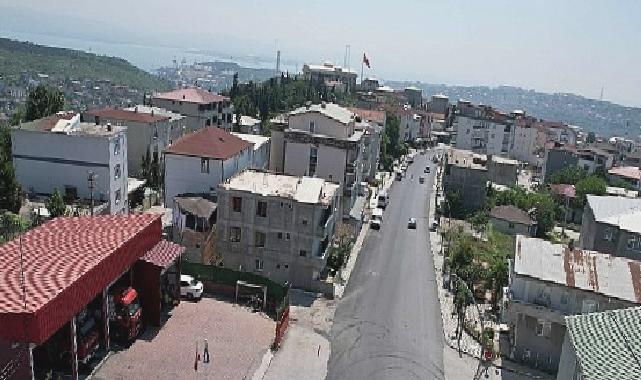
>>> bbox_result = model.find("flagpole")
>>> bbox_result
[361,59,364,84]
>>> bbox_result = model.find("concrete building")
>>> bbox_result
[151,88,233,131]
[427,94,449,114]
[489,205,537,236]
[163,127,254,207]
[454,103,512,155]
[12,112,128,214]
[556,307,641,380]
[216,170,340,293]
[350,108,385,181]
[607,166,641,189]
[172,194,217,264]
[488,156,519,186]
[84,107,185,176]
[281,103,364,219]
[302,62,357,92]
[232,114,262,134]
[543,145,614,182]
[579,195,641,259]
[399,108,422,143]
[268,114,288,172]
[232,132,270,170]
[510,121,541,166]
[506,235,641,373]
[443,150,489,212]
[0,214,184,380]
[404,86,422,108]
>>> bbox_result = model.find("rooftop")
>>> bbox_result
[565,307,641,380]
[232,114,261,127]
[17,112,125,136]
[491,156,520,166]
[550,183,577,198]
[84,107,170,123]
[348,107,386,125]
[289,103,355,125]
[124,105,185,122]
[608,166,641,181]
[221,170,339,205]
[174,195,217,219]
[514,235,641,303]
[490,205,535,226]
[164,127,252,160]
[231,132,270,151]
[303,62,357,76]
[586,195,641,234]
[153,88,229,104]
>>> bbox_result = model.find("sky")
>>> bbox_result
[0,0,640,107]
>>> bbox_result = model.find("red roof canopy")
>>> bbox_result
[0,214,162,344]
[164,127,252,160]
[141,240,184,268]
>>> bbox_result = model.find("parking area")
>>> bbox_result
[92,297,275,380]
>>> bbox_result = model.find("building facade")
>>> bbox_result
[302,62,357,92]
[12,112,128,214]
[216,170,340,293]
[151,88,233,131]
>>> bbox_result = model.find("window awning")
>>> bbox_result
[141,240,185,269]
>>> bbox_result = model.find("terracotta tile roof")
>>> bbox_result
[164,127,252,160]
[608,166,641,181]
[550,184,577,198]
[490,205,535,226]
[0,214,162,344]
[349,107,386,125]
[154,88,229,104]
[141,240,184,268]
[85,108,170,123]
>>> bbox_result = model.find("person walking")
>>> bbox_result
[203,339,210,363]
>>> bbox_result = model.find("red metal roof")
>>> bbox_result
[85,108,170,123]
[0,214,162,344]
[164,127,252,160]
[141,240,184,268]
[349,107,386,125]
[154,88,229,104]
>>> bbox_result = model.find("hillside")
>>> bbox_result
[388,81,641,138]
[0,38,170,91]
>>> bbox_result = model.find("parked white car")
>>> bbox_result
[180,274,203,300]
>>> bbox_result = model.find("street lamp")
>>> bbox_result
[87,170,97,216]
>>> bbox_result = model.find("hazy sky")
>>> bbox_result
[1,0,640,106]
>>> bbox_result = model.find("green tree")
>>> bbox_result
[586,132,596,143]
[25,85,65,122]
[46,188,66,218]
[574,175,607,207]
[547,166,588,185]
[0,124,22,212]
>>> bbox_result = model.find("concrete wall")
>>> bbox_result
[151,98,233,131]
[454,116,474,150]
[288,112,352,139]
[510,125,539,165]
[488,160,518,186]
[544,149,578,182]
[269,130,285,172]
[12,129,128,214]
[579,204,641,259]
[489,217,534,236]
[284,142,311,176]
[443,165,488,212]
[556,333,579,380]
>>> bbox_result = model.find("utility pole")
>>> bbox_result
[87,170,97,216]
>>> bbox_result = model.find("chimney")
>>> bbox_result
[134,106,138,113]
[107,123,112,132]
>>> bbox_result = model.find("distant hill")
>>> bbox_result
[0,37,170,91]
[387,81,641,138]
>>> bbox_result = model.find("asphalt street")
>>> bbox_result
[327,151,444,380]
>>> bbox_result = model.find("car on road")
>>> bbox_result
[419,176,425,184]
[424,166,430,173]
[407,217,417,229]
[180,274,204,300]
[429,221,438,231]
[371,208,383,230]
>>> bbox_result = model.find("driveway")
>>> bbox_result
[327,151,444,380]
[92,297,275,380]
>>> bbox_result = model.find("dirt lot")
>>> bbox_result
[92,297,275,380]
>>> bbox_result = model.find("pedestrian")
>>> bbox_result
[203,339,210,363]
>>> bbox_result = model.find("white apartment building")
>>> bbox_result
[455,113,512,155]
[151,88,233,131]
[302,62,358,91]
[231,132,270,170]
[217,170,340,293]
[399,108,422,143]
[163,127,254,207]
[84,106,185,176]
[280,103,364,218]
[12,112,128,214]
[510,121,540,166]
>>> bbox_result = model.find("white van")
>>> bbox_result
[371,208,383,229]
[377,191,389,209]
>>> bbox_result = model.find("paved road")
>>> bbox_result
[327,151,444,380]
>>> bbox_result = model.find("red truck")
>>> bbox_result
[110,287,143,343]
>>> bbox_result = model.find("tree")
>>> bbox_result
[586,132,596,144]
[0,124,21,213]
[574,175,606,207]
[46,188,66,218]
[327,223,353,271]
[230,72,239,100]
[25,85,65,122]
[547,166,588,185]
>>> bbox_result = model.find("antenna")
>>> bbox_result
[345,45,351,70]
[600,86,604,101]
[276,50,281,73]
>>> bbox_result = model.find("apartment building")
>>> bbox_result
[607,166,641,189]
[506,235,641,373]
[216,170,340,293]
[579,195,641,259]
[302,62,357,91]
[399,108,422,143]
[84,106,184,175]
[12,112,128,214]
[350,108,385,181]
[231,132,270,170]
[151,88,233,131]
[163,127,254,207]
[543,145,614,182]
[454,102,512,155]
[280,103,364,218]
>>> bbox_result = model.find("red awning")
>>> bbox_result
[141,240,184,269]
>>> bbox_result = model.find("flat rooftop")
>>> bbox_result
[514,235,641,303]
[124,105,185,122]
[221,170,339,205]
[231,132,270,150]
[17,112,125,136]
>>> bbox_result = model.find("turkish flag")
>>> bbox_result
[363,53,371,69]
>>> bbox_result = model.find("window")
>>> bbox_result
[114,164,121,180]
[309,146,318,176]
[299,250,307,257]
[229,227,241,242]
[232,197,242,212]
[286,233,291,240]
[256,201,267,217]
[115,189,121,205]
[536,320,551,337]
[277,232,283,239]
[302,219,308,226]
[114,138,121,155]
[508,222,515,229]
[254,259,263,271]
[309,121,316,133]
[201,158,209,173]
[604,227,615,242]
[628,235,641,251]
[255,231,266,248]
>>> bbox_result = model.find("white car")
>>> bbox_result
[407,217,417,229]
[180,274,203,300]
